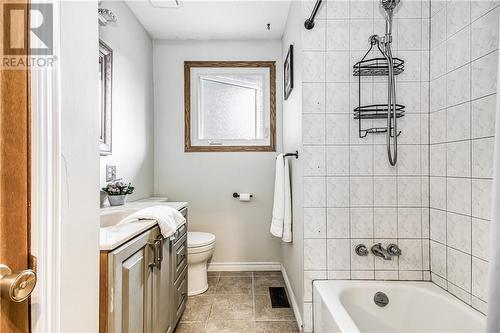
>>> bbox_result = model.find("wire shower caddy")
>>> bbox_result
[353,36,405,138]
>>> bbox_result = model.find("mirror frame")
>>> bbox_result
[99,40,113,155]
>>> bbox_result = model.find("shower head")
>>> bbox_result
[380,0,400,12]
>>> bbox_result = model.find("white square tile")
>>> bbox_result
[431,272,447,288]
[326,83,350,113]
[398,208,422,238]
[446,141,471,178]
[430,144,446,177]
[399,239,423,270]
[471,0,500,21]
[350,208,374,238]
[447,177,471,216]
[431,42,446,80]
[398,51,421,82]
[373,176,397,206]
[350,0,374,19]
[447,282,472,304]
[446,102,470,142]
[328,270,351,279]
[472,94,497,139]
[446,64,471,108]
[303,270,327,302]
[430,177,446,210]
[350,145,373,175]
[399,271,424,281]
[398,145,421,176]
[350,19,374,51]
[447,247,471,292]
[472,137,495,178]
[327,208,350,238]
[430,208,446,243]
[327,177,350,207]
[374,208,397,238]
[303,302,313,333]
[398,177,422,207]
[447,212,472,253]
[398,82,421,112]
[472,50,498,99]
[303,19,326,51]
[430,240,447,278]
[326,0,349,19]
[327,239,351,270]
[471,7,499,59]
[398,114,421,145]
[472,217,490,260]
[446,26,470,72]
[303,83,326,113]
[375,271,399,281]
[472,257,490,300]
[304,177,326,207]
[326,20,349,51]
[303,51,326,82]
[422,208,430,238]
[472,179,492,220]
[327,146,349,176]
[430,76,446,112]
[326,114,350,144]
[431,8,446,47]
[350,177,374,206]
[374,146,397,175]
[304,239,326,270]
[423,239,430,270]
[430,110,446,143]
[351,239,375,270]
[398,19,422,50]
[326,51,350,82]
[303,114,326,144]
[398,0,422,18]
[304,208,327,239]
[351,270,375,280]
[471,296,488,315]
[446,0,470,37]
[303,145,326,176]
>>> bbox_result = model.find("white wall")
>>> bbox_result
[99,1,154,200]
[280,0,304,324]
[153,40,283,263]
[59,1,100,331]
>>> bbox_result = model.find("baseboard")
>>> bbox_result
[207,261,282,272]
[281,264,303,333]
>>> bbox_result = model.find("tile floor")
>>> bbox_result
[174,271,299,333]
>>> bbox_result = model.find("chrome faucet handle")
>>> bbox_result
[387,243,402,256]
[355,244,369,256]
[371,243,392,260]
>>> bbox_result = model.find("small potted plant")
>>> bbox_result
[101,181,135,206]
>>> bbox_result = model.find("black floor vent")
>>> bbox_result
[269,287,290,308]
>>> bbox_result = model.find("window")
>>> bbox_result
[184,61,276,152]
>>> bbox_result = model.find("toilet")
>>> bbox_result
[187,231,216,296]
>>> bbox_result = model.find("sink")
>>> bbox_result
[100,209,137,228]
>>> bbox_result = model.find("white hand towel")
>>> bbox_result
[270,154,292,242]
[118,205,186,238]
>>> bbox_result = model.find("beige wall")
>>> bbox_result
[153,40,284,263]
[99,1,154,201]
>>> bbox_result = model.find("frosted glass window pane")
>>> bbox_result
[198,75,264,141]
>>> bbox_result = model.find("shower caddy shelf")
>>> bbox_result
[353,38,405,138]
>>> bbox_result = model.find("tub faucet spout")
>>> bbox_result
[371,243,392,260]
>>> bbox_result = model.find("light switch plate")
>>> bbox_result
[106,165,116,182]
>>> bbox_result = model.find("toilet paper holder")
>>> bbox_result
[233,192,253,199]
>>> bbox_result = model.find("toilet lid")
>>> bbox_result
[188,232,215,247]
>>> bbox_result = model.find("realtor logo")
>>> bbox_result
[3,3,53,56]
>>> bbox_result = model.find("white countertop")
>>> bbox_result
[99,201,188,251]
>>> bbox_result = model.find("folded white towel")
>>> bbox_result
[270,154,292,242]
[118,205,186,238]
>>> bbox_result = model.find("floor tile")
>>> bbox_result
[253,271,283,277]
[253,275,285,295]
[205,276,218,295]
[210,294,254,320]
[254,295,295,321]
[216,276,252,294]
[180,295,213,322]
[255,321,299,333]
[207,271,220,278]
[219,271,253,277]
[174,322,205,333]
[205,320,255,333]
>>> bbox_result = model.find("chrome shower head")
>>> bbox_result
[380,0,400,11]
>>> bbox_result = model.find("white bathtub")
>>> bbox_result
[313,280,486,333]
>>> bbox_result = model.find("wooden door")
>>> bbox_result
[0,0,32,331]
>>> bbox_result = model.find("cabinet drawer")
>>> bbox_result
[173,234,187,281]
[174,266,188,323]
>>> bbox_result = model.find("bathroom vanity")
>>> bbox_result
[99,202,188,333]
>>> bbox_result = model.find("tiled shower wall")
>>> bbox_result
[301,0,430,330]
[428,0,499,315]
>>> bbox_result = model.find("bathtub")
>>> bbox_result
[313,280,486,333]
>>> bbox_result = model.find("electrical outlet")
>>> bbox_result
[106,165,116,182]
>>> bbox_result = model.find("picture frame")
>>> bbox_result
[99,39,113,155]
[284,44,294,100]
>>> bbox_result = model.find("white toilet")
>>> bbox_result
[187,231,216,296]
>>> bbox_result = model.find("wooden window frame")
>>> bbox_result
[184,61,276,152]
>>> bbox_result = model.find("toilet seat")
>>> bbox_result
[188,232,215,248]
